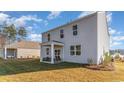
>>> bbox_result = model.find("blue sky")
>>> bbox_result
[0,11,123,50]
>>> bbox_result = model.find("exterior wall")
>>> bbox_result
[0,35,6,48]
[0,35,7,58]
[17,48,40,58]
[97,12,110,64]
[0,48,4,58]
[42,13,98,64]
[41,46,51,58]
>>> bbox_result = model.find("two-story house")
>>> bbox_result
[40,12,110,64]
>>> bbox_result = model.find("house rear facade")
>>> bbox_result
[40,12,110,64]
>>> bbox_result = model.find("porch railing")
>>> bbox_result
[43,56,62,63]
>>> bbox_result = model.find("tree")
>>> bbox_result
[3,24,17,42]
[18,27,27,40]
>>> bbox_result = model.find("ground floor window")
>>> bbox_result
[70,45,81,56]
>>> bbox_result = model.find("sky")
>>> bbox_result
[0,11,123,50]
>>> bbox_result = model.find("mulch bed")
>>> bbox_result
[86,63,115,71]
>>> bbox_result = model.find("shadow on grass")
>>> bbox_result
[0,59,83,76]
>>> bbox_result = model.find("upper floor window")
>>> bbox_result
[46,48,49,55]
[73,24,78,36]
[70,45,81,56]
[60,29,64,38]
[47,33,50,41]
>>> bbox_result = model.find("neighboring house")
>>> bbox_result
[3,40,40,59]
[40,12,110,64]
[111,53,124,59]
[0,33,7,58]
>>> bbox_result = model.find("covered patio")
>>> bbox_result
[4,48,17,59]
[4,43,18,59]
[41,40,64,64]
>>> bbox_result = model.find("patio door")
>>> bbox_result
[54,49,61,62]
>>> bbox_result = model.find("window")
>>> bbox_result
[70,45,81,56]
[73,25,78,35]
[70,46,75,55]
[46,48,49,55]
[47,33,50,41]
[60,29,64,38]
[76,45,81,55]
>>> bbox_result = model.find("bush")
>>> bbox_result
[103,52,111,66]
[87,58,93,65]
[0,57,3,60]
[102,52,115,71]
[114,53,120,60]
[86,53,115,71]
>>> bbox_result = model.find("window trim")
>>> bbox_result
[70,45,81,56]
[60,29,64,38]
[46,48,50,55]
[73,24,78,36]
[47,33,50,41]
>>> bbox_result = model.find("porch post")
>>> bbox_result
[40,46,42,62]
[62,47,64,62]
[51,43,54,64]
[4,47,7,59]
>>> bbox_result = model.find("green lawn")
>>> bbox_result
[0,59,124,82]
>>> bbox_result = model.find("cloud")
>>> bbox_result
[0,12,45,42]
[78,11,96,18]
[109,27,124,48]
[26,26,33,31]
[110,41,122,47]
[28,33,41,42]
[112,36,124,41]
[14,15,43,27]
[47,11,62,20]
[109,27,121,35]
[0,12,44,27]
[110,33,124,48]
[110,35,122,48]
[106,12,112,23]
[0,13,10,25]
[43,20,48,26]
[109,27,116,35]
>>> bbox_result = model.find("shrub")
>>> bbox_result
[87,58,93,65]
[102,52,115,71]
[114,53,120,60]
[0,57,3,60]
[103,52,111,66]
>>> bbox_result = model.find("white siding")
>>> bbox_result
[17,48,40,58]
[97,12,110,64]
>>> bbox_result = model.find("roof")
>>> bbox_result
[41,40,64,46]
[42,12,97,34]
[5,40,40,49]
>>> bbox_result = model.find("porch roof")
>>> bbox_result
[41,40,64,46]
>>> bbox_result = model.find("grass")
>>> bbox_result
[0,59,123,81]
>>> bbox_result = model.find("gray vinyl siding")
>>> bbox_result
[42,13,98,64]
[41,12,109,64]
